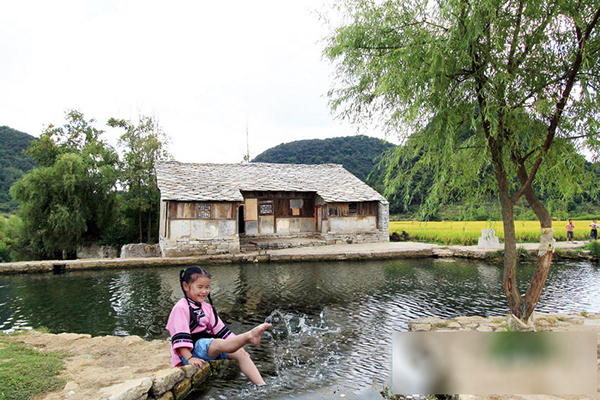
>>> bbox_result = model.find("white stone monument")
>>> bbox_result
[478,229,500,249]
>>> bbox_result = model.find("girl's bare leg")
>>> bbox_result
[207,323,271,357]
[228,348,266,385]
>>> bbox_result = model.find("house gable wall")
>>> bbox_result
[321,200,390,244]
[326,201,378,234]
[159,200,240,257]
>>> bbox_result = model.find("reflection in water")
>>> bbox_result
[1,259,600,399]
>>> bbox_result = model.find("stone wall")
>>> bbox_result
[320,230,389,245]
[77,244,118,259]
[328,215,378,233]
[121,243,162,258]
[169,219,237,240]
[159,237,240,257]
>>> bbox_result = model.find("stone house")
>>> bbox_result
[155,161,389,257]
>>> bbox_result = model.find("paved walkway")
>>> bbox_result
[0,240,591,275]
[269,239,588,255]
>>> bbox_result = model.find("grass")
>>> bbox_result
[390,220,594,245]
[583,241,600,257]
[0,332,67,400]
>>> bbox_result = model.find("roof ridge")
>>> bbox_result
[156,161,386,203]
[157,161,344,168]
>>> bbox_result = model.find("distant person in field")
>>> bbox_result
[566,219,575,242]
[590,220,599,241]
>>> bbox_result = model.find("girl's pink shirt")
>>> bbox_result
[166,298,234,367]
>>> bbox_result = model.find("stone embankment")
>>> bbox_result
[0,240,592,275]
[409,311,599,333]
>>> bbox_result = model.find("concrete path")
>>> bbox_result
[268,239,587,255]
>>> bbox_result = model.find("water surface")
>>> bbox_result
[1,258,599,399]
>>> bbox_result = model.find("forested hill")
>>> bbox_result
[0,126,37,213]
[252,135,395,182]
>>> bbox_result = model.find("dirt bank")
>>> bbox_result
[8,332,172,400]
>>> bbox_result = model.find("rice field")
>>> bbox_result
[389,220,593,245]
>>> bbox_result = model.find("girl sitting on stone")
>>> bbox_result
[166,266,271,385]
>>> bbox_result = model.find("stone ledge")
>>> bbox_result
[409,312,599,332]
[94,360,223,400]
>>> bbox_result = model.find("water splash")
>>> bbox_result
[207,309,343,400]
[265,309,340,376]
[265,309,331,340]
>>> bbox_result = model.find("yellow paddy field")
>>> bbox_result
[389,220,592,245]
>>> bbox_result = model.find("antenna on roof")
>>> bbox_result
[242,118,250,164]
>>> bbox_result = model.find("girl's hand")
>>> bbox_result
[188,357,206,367]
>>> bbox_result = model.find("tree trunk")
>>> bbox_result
[138,206,143,243]
[522,228,553,320]
[498,183,523,318]
[147,209,152,243]
[519,175,554,321]
[500,176,554,323]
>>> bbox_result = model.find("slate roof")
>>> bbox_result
[155,161,387,203]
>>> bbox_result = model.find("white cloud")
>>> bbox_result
[1,0,394,163]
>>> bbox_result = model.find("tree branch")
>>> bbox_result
[507,0,524,74]
[514,6,600,201]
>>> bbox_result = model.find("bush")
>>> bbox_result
[585,241,600,257]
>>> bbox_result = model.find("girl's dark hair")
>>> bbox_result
[179,266,211,285]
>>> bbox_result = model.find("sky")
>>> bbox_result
[0,0,393,163]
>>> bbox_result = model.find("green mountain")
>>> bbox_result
[252,135,395,182]
[253,135,600,221]
[0,126,37,213]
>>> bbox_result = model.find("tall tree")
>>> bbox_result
[324,0,600,324]
[11,110,118,259]
[108,115,170,243]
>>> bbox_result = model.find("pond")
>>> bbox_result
[1,258,600,399]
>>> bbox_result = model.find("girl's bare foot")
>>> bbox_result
[248,323,272,345]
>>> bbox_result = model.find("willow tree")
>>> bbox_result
[324,0,600,324]
[12,111,119,259]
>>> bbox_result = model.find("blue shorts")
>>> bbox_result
[192,338,228,361]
